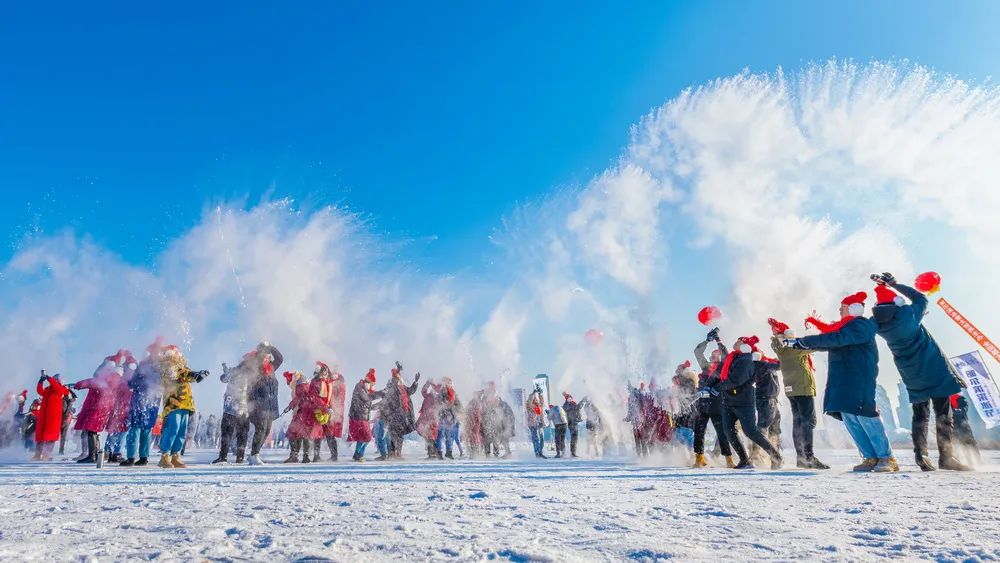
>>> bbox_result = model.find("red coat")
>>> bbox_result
[74,370,120,433]
[286,381,321,440]
[35,378,69,443]
[310,375,346,438]
[415,383,442,441]
[105,375,134,433]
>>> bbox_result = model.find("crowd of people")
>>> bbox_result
[0,272,986,473]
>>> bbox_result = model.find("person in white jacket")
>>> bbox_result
[548,403,569,458]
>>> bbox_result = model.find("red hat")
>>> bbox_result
[676,360,691,371]
[875,285,904,306]
[768,318,790,335]
[365,368,376,383]
[841,291,867,306]
[282,371,296,385]
[316,361,329,371]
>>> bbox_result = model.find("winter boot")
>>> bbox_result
[211,456,228,464]
[234,454,245,465]
[770,452,783,470]
[852,458,878,472]
[915,452,936,472]
[693,454,708,468]
[158,454,173,468]
[120,458,135,467]
[808,456,830,470]
[725,455,737,469]
[734,458,755,470]
[170,454,187,468]
[327,437,338,462]
[938,457,972,471]
[796,456,811,469]
[872,457,899,473]
[284,441,300,463]
[135,457,149,466]
[248,454,264,466]
[301,441,312,464]
[108,453,122,463]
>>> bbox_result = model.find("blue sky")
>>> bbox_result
[2,1,999,272]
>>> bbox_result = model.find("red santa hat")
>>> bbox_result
[676,360,692,373]
[737,335,760,353]
[768,318,795,338]
[282,371,296,385]
[562,391,573,401]
[874,285,905,306]
[841,291,867,317]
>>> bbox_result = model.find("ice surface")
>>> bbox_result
[1,447,998,561]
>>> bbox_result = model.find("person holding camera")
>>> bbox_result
[785,291,897,472]
[526,387,548,458]
[870,272,969,471]
[691,329,734,468]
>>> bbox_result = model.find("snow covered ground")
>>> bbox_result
[1,446,999,562]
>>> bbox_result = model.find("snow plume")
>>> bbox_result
[3,61,1000,434]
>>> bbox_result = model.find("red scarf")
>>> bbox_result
[262,358,273,376]
[446,386,455,403]
[806,315,855,334]
[397,379,411,412]
[718,351,741,381]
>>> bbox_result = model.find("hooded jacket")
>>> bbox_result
[872,283,962,404]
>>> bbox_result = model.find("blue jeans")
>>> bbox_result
[842,413,892,459]
[160,410,190,455]
[530,426,545,456]
[354,441,367,458]
[374,419,389,457]
[105,432,125,455]
[126,425,153,459]
[436,421,460,455]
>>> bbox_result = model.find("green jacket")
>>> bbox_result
[770,336,817,397]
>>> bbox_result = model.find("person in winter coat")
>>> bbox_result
[347,369,384,462]
[33,372,69,461]
[789,291,897,472]
[240,343,282,465]
[525,389,547,458]
[58,389,77,455]
[157,346,209,469]
[494,396,516,458]
[768,319,828,469]
[950,393,981,465]
[104,353,137,463]
[871,274,969,471]
[23,399,40,451]
[416,379,443,459]
[481,384,509,457]
[464,391,485,458]
[283,371,320,464]
[748,345,782,466]
[73,354,125,463]
[582,398,610,457]
[713,335,783,470]
[121,340,166,466]
[382,364,420,459]
[436,378,463,459]
[214,351,255,464]
[308,362,345,462]
[562,392,582,458]
[692,333,734,468]
[548,402,569,458]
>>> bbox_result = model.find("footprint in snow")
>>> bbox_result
[469,491,488,499]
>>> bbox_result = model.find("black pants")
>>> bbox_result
[218,412,249,460]
[693,400,731,456]
[82,430,99,460]
[912,396,955,460]
[788,395,817,459]
[953,410,981,461]
[568,424,579,456]
[755,397,780,435]
[59,423,70,455]
[388,432,405,457]
[723,403,780,463]
[554,424,567,456]
[250,413,272,457]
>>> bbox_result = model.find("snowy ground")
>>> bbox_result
[1,446,999,562]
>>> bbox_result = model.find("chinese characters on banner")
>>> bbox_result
[949,351,1000,429]
[936,298,1000,363]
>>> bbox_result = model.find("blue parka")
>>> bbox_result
[872,283,962,404]
[799,317,880,420]
[126,358,163,429]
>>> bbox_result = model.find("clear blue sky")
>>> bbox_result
[2,1,998,271]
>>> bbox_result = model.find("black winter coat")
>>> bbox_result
[716,353,756,406]
[753,360,781,400]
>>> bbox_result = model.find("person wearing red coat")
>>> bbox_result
[33,373,69,461]
[416,380,443,459]
[104,353,137,463]
[283,372,319,463]
[309,363,346,462]
[73,356,124,463]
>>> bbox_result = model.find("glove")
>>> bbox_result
[38,375,47,384]
[395,361,403,372]
[783,339,808,350]
[193,370,210,382]
[880,272,896,286]
[414,372,421,383]
[697,389,710,399]
[706,327,720,343]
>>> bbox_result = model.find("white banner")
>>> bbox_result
[949,351,1000,429]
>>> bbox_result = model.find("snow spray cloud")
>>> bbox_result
[2,60,999,432]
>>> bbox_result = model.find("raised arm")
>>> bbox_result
[893,283,928,319]
[799,320,875,351]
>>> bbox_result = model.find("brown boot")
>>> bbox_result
[852,458,878,472]
[170,454,187,468]
[157,454,173,468]
[725,455,736,469]
[872,457,899,473]
[692,454,708,468]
